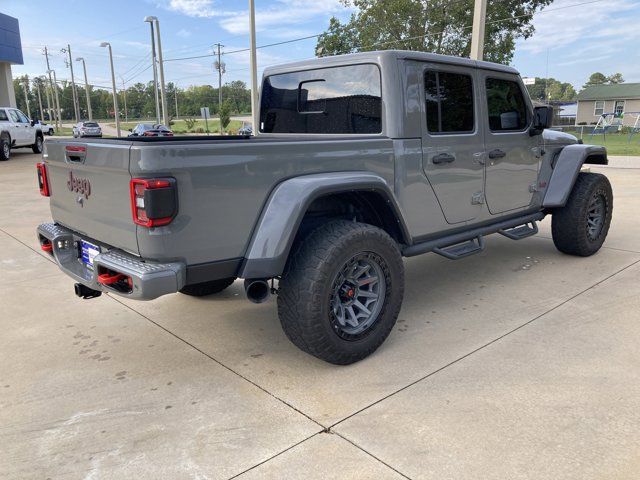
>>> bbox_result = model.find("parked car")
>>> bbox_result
[37,50,612,364]
[0,107,44,160]
[128,123,173,137]
[238,124,253,136]
[35,120,55,136]
[72,121,102,138]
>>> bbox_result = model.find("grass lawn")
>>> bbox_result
[565,131,640,156]
[115,119,245,135]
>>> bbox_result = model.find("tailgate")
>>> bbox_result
[44,140,138,255]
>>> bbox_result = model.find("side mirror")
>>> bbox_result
[128,128,133,132]
[531,106,553,135]
[30,119,36,126]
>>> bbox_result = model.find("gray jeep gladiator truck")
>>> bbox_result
[36,50,612,364]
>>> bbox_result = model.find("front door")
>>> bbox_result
[420,64,485,224]
[479,73,540,214]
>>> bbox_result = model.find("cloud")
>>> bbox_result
[176,29,192,38]
[518,0,639,54]
[219,0,344,35]
[157,0,236,18]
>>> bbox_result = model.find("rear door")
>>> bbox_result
[45,140,138,255]
[479,73,540,214]
[420,63,485,224]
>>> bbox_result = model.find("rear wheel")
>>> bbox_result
[551,172,613,256]
[179,277,236,297]
[32,135,43,154]
[0,136,10,161]
[277,220,404,365]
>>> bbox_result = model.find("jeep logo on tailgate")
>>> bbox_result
[67,172,91,199]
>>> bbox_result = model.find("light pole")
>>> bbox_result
[35,78,44,121]
[100,42,121,137]
[21,78,30,118]
[249,0,259,135]
[76,57,93,120]
[144,17,161,124]
[145,16,169,126]
[47,69,62,127]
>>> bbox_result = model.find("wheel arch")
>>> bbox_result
[543,144,608,208]
[239,172,410,279]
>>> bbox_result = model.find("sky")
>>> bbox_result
[2,0,640,92]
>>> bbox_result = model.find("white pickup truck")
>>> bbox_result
[0,107,44,161]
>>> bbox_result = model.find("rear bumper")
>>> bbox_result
[37,223,186,300]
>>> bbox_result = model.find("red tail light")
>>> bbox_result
[130,178,177,227]
[36,162,50,196]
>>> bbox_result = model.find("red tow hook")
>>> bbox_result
[41,240,53,253]
[98,272,126,285]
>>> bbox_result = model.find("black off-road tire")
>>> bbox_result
[277,220,404,365]
[0,136,10,161]
[179,277,236,297]
[32,134,44,154]
[551,172,613,256]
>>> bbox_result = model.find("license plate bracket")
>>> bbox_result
[80,239,100,268]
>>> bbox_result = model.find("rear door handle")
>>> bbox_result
[432,153,455,165]
[488,149,506,159]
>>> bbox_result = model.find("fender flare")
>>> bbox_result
[239,172,410,280]
[543,144,607,208]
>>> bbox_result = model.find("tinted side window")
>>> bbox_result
[425,71,474,134]
[0,110,8,121]
[8,110,19,123]
[16,110,29,123]
[260,64,382,134]
[486,78,528,131]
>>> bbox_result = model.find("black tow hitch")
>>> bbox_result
[74,283,102,299]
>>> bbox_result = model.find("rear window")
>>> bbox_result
[260,64,382,134]
[83,122,99,127]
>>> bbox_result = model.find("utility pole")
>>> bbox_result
[214,42,225,132]
[35,79,44,121]
[120,77,128,123]
[48,70,62,128]
[61,45,80,121]
[144,17,161,124]
[21,78,30,118]
[470,0,487,61]
[101,42,121,137]
[43,47,60,129]
[248,0,259,135]
[76,57,93,120]
[43,76,52,122]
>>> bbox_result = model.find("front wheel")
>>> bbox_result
[551,172,613,256]
[278,220,404,365]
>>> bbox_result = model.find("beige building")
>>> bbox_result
[576,83,640,126]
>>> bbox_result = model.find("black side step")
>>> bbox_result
[498,221,539,240]
[402,212,546,258]
[433,236,485,260]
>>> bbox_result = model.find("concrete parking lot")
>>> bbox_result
[1,150,639,479]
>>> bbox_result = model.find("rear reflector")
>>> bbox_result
[36,162,50,196]
[130,177,177,227]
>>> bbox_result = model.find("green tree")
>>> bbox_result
[608,73,624,84]
[526,78,577,102]
[316,0,553,64]
[219,100,232,133]
[583,72,608,88]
